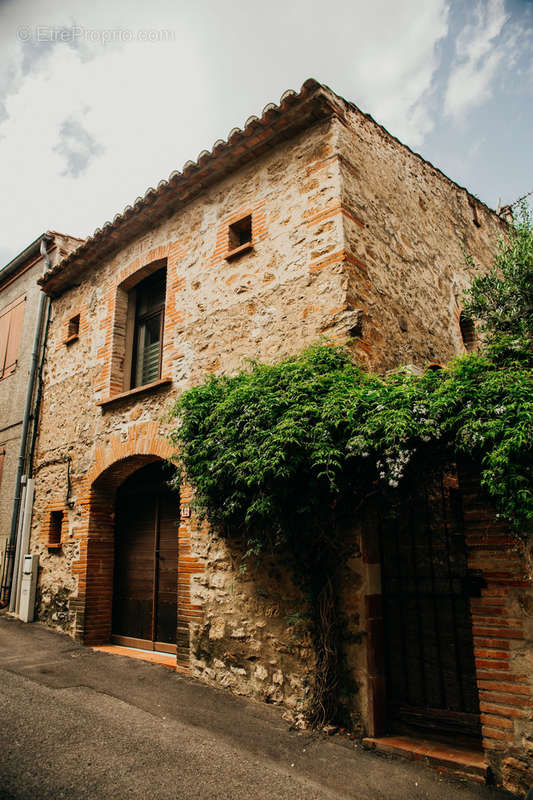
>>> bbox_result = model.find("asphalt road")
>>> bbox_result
[0,615,511,800]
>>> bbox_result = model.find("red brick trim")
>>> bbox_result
[41,501,67,549]
[304,202,365,229]
[85,423,174,487]
[94,240,186,401]
[458,466,530,759]
[59,304,88,347]
[176,482,206,670]
[309,248,367,274]
[210,201,267,266]
[70,423,204,673]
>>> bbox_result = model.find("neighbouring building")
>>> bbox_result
[22,80,533,792]
[0,232,83,607]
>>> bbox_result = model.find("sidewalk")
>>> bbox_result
[0,615,512,800]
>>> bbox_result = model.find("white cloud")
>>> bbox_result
[0,0,449,262]
[347,2,449,144]
[444,0,509,119]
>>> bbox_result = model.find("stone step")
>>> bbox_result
[362,735,488,784]
[92,644,176,669]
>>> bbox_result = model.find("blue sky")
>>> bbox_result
[1,0,532,265]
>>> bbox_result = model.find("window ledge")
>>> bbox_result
[47,543,62,551]
[225,241,254,261]
[64,334,79,345]
[97,377,172,408]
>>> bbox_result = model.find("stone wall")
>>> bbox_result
[31,118,347,715]
[337,106,507,371]
[28,86,528,782]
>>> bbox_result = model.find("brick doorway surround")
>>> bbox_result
[362,465,530,772]
[69,422,204,671]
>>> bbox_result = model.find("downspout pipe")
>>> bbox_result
[0,238,51,606]
[28,294,52,477]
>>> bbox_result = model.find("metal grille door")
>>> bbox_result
[380,478,481,739]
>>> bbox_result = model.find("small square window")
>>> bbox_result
[67,314,80,342]
[48,510,63,548]
[228,215,252,251]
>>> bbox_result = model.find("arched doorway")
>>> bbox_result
[112,461,179,653]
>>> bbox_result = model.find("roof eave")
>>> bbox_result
[0,232,53,289]
[39,80,343,296]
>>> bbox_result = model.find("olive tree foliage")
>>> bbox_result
[169,207,533,726]
[463,201,533,346]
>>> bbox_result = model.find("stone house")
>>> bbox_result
[0,232,83,607]
[24,80,532,792]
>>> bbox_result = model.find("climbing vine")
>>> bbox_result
[169,204,533,727]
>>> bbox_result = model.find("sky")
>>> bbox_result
[1,0,532,266]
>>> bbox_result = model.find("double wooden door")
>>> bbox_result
[112,462,178,653]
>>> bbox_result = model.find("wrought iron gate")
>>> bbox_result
[379,477,483,739]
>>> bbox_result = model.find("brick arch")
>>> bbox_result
[94,238,186,400]
[86,422,174,487]
[71,424,177,645]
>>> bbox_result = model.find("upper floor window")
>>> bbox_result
[225,214,254,260]
[459,312,476,352]
[229,215,252,249]
[0,294,26,380]
[129,268,166,388]
[67,313,80,342]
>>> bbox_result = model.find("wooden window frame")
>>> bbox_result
[226,214,254,260]
[128,268,166,390]
[65,313,80,344]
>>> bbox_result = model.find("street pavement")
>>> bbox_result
[0,615,511,800]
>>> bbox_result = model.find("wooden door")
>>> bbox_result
[380,477,482,741]
[112,462,178,653]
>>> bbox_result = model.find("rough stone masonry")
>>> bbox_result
[26,80,531,792]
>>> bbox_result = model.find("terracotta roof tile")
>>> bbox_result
[40,78,506,295]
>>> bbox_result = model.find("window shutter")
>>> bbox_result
[4,297,26,376]
[0,311,9,379]
[0,296,26,379]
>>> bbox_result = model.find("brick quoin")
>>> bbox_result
[458,465,531,765]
